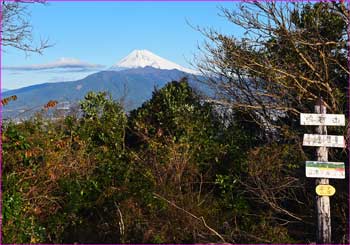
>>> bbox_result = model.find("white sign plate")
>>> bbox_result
[303,134,345,148]
[300,113,345,126]
[306,161,345,179]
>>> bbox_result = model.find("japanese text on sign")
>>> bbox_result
[300,113,345,126]
[303,134,345,148]
[305,161,345,179]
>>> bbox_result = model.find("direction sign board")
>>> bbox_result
[303,134,345,148]
[300,113,345,126]
[306,161,345,179]
[316,185,336,196]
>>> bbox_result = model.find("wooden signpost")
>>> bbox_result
[301,99,346,244]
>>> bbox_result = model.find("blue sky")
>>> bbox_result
[2,1,243,89]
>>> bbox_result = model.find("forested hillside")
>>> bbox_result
[2,78,348,243]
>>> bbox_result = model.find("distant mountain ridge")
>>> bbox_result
[2,67,199,120]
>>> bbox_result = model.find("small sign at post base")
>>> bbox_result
[316,185,336,196]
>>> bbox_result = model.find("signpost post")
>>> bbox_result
[301,99,345,244]
[314,99,331,244]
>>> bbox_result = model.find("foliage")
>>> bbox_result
[126,79,229,242]
[129,78,226,171]
[2,92,130,243]
[1,95,17,106]
[79,91,127,152]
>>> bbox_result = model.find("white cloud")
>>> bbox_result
[4,57,105,71]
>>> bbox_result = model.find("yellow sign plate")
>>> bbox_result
[316,185,336,196]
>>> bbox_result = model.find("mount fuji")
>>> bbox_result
[2,50,203,120]
[110,49,198,74]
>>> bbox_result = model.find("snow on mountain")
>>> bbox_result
[110,49,198,74]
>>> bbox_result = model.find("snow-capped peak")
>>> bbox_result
[110,49,198,74]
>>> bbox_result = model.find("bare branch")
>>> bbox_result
[1,0,52,54]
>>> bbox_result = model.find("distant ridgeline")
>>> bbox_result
[1,67,206,121]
